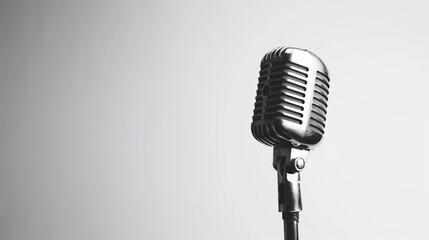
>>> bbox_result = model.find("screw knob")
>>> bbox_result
[293,158,306,172]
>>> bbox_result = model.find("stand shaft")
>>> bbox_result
[283,212,299,240]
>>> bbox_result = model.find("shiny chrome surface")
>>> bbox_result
[251,47,330,149]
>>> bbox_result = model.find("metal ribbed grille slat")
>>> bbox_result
[309,71,330,135]
[252,58,308,124]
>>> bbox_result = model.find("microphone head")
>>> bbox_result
[251,47,331,149]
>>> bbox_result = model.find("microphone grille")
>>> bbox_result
[251,47,330,149]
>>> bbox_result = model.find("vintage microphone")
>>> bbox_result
[251,47,331,240]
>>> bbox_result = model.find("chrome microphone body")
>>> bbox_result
[251,47,331,240]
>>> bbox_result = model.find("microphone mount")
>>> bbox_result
[273,147,309,240]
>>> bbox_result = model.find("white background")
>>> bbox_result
[0,1,428,240]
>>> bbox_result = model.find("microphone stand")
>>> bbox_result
[273,147,309,240]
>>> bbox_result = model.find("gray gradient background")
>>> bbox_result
[0,1,428,240]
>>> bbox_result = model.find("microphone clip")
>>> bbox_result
[273,147,309,214]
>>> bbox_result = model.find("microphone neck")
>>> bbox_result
[273,147,309,240]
